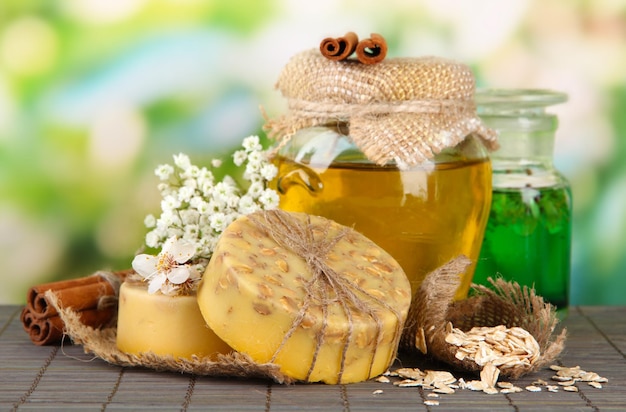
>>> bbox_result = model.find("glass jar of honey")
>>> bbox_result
[473,89,571,313]
[265,50,498,299]
[271,124,492,299]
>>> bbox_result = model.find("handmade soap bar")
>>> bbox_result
[117,282,231,360]
[197,210,412,384]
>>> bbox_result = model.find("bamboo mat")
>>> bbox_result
[1,305,625,411]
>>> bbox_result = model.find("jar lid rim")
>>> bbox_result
[475,88,568,108]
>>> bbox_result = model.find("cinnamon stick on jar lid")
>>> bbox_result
[356,33,387,64]
[319,31,358,61]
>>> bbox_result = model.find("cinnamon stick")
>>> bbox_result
[21,270,131,345]
[319,31,359,61]
[355,33,387,64]
[28,275,110,318]
[21,307,64,345]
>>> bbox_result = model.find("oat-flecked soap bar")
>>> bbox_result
[197,210,411,384]
[117,282,232,360]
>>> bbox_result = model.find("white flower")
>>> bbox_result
[144,214,156,228]
[161,195,182,212]
[211,158,222,168]
[132,236,201,295]
[242,135,262,152]
[177,186,195,203]
[157,209,181,228]
[179,208,200,226]
[173,153,192,170]
[155,164,174,181]
[209,212,228,232]
[183,223,200,240]
[145,231,161,248]
[247,150,263,165]
[183,178,198,190]
[233,150,247,166]
[238,195,260,215]
[247,181,264,199]
[260,163,278,181]
[259,188,279,209]
[198,167,214,183]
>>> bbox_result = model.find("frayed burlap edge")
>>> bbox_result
[45,290,294,384]
[401,256,567,379]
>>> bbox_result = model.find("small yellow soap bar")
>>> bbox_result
[117,282,231,360]
[197,210,411,384]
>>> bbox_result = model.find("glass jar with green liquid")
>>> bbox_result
[473,89,571,313]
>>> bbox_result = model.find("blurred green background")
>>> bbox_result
[1,0,625,305]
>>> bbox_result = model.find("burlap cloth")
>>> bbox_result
[264,49,498,169]
[45,287,296,383]
[401,256,567,379]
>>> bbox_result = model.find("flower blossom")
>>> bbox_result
[132,236,201,295]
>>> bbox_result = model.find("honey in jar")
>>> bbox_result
[271,126,492,299]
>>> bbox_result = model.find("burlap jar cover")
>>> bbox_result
[265,49,499,168]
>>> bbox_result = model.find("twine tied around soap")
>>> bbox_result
[264,49,498,170]
[248,209,405,383]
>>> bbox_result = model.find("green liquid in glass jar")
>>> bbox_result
[474,184,572,310]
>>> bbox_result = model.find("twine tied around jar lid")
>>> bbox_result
[264,49,499,169]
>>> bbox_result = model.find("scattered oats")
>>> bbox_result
[483,387,499,395]
[480,362,500,389]
[397,379,422,387]
[424,400,440,406]
[466,380,487,391]
[415,327,428,354]
[424,370,456,386]
[588,381,603,389]
[455,351,467,361]
[372,389,384,395]
[533,379,548,386]
[500,387,523,394]
[427,393,440,398]
[546,385,559,393]
[525,385,542,392]
[395,367,425,380]
[563,385,579,392]
[497,382,514,389]
[375,376,391,383]
[433,385,455,394]
[558,380,576,386]
[580,372,598,381]
[552,375,573,382]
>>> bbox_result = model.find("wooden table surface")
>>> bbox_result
[1,305,625,411]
